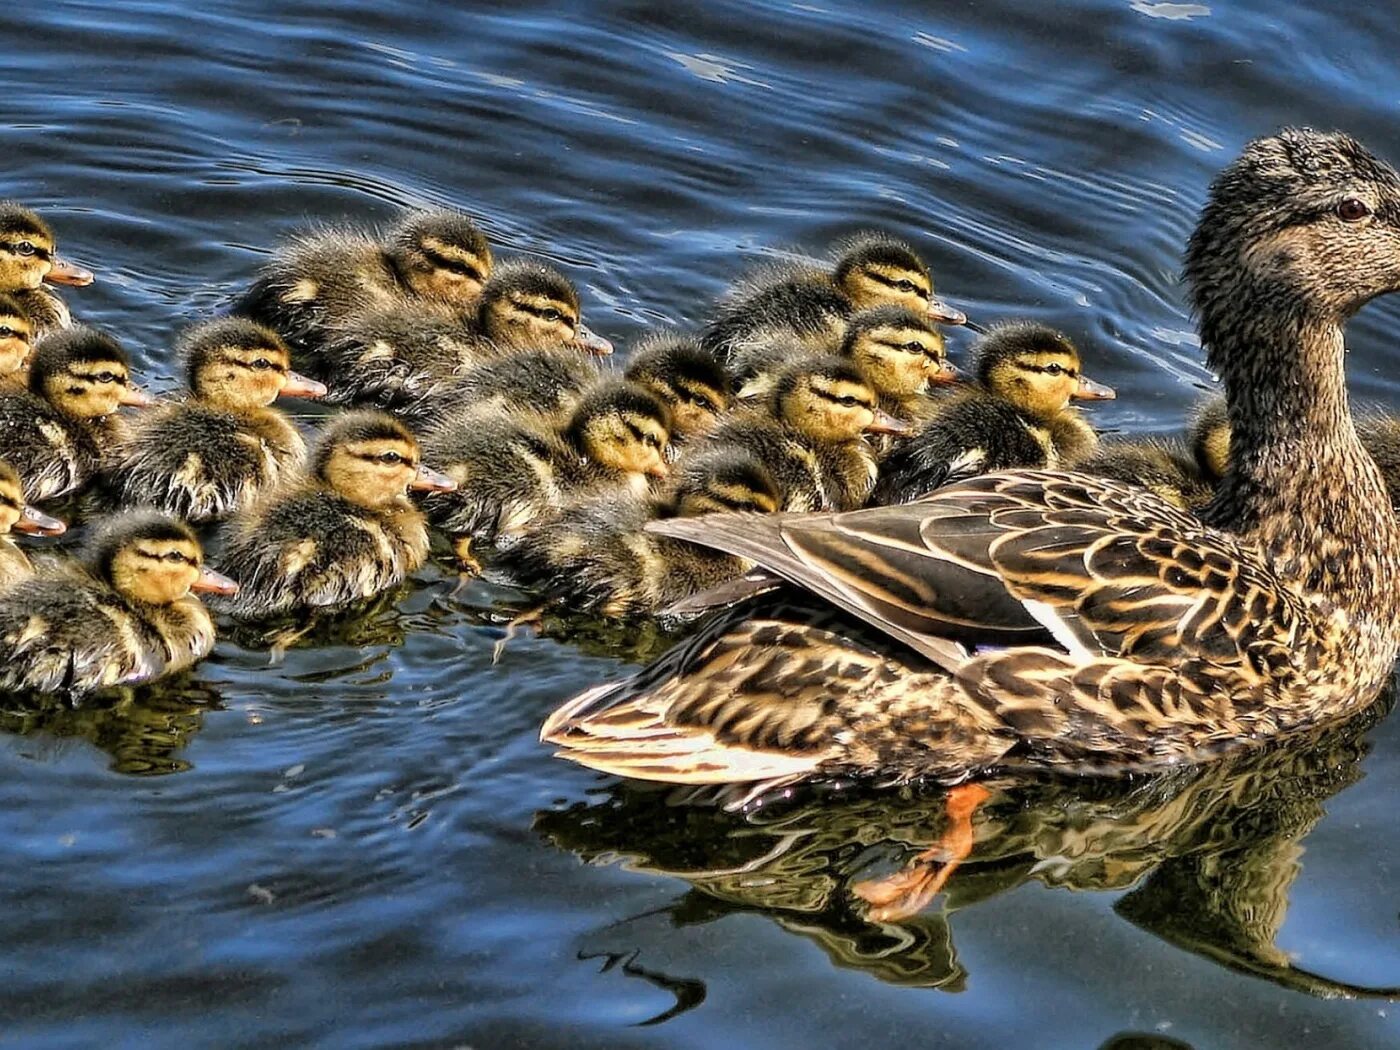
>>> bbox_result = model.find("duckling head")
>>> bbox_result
[0,293,35,377]
[623,332,731,439]
[832,233,965,325]
[387,210,493,307]
[315,409,455,510]
[0,202,93,292]
[770,356,908,443]
[1192,395,1230,481]
[565,381,671,479]
[30,327,152,419]
[973,322,1115,421]
[663,447,781,517]
[476,261,613,355]
[840,305,957,400]
[89,511,236,606]
[182,318,327,411]
[0,460,63,537]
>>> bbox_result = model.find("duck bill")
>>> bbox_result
[573,324,614,356]
[44,256,95,287]
[191,566,240,596]
[14,504,66,536]
[279,371,328,399]
[930,361,960,385]
[118,384,155,408]
[645,460,670,479]
[1072,376,1117,401]
[865,409,911,436]
[927,296,967,326]
[409,465,458,493]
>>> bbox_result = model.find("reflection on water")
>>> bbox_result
[539,688,1400,1000]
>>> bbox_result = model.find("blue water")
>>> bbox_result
[5,1,1400,1047]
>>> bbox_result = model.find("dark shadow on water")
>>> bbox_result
[537,685,1400,998]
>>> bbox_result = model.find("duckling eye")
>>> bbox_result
[0,327,12,339]
[541,309,563,323]
[902,340,924,352]
[164,551,187,564]
[1044,363,1064,376]
[1337,198,1371,222]
[95,371,123,385]
[377,451,405,465]
[252,358,277,371]
[838,395,861,407]
[643,434,661,449]
[15,241,35,257]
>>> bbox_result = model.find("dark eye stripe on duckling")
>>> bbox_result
[676,383,722,412]
[0,492,19,512]
[624,419,665,448]
[224,352,289,374]
[135,546,198,566]
[509,297,576,326]
[421,247,484,281]
[349,443,419,468]
[864,271,930,297]
[1015,357,1079,378]
[70,369,128,386]
[814,382,876,409]
[0,239,53,261]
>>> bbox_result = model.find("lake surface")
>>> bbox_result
[5,1,1400,1047]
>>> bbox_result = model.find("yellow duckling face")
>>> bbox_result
[95,513,236,607]
[0,203,94,292]
[774,358,909,443]
[30,328,152,420]
[0,461,64,538]
[670,449,781,516]
[478,262,613,356]
[182,319,327,411]
[390,211,494,307]
[316,410,456,510]
[832,234,965,325]
[0,294,34,377]
[568,383,671,479]
[623,335,732,440]
[975,323,1115,420]
[841,306,957,400]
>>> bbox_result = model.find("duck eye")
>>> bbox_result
[1337,198,1371,222]
[838,395,860,407]
[164,551,186,564]
[15,242,35,257]
[903,341,924,352]
[1044,363,1063,375]
[253,359,275,371]
[0,327,12,339]
[378,451,404,465]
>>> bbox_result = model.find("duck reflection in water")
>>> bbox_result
[537,685,1400,998]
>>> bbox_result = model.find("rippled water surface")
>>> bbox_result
[7,2,1400,1047]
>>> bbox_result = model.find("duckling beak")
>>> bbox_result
[280,371,328,400]
[118,384,155,408]
[930,360,960,385]
[44,256,95,287]
[409,464,458,493]
[14,504,65,536]
[1072,376,1117,401]
[927,296,967,326]
[865,409,911,436]
[191,566,240,596]
[646,460,670,479]
[574,324,614,356]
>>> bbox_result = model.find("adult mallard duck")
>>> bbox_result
[0,511,235,696]
[234,209,492,353]
[870,321,1113,504]
[0,202,94,335]
[99,319,326,522]
[0,327,152,502]
[210,410,454,619]
[0,459,65,589]
[701,232,966,363]
[543,129,1400,794]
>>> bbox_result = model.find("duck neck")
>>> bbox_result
[1203,294,1400,612]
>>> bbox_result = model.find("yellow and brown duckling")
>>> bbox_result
[419,380,671,574]
[0,202,94,335]
[1077,396,1229,510]
[323,259,613,411]
[210,411,455,619]
[499,446,780,619]
[871,321,1114,504]
[0,511,234,696]
[701,232,966,363]
[623,332,732,443]
[0,327,152,503]
[0,459,66,590]
[235,209,493,353]
[100,319,327,522]
[696,356,906,513]
[0,293,35,386]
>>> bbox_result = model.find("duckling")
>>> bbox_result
[623,332,733,443]
[700,232,966,363]
[499,446,780,618]
[404,347,603,431]
[420,380,671,573]
[1076,396,1230,510]
[320,259,613,410]
[0,511,235,696]
[210,411,455,619]
[871,321,1114,505]
[0,327,152,503]
[0,293,35,386]
[234,209,493,353]
[0,202,94,335]
[99,319,327,522]
[0,459,66,590]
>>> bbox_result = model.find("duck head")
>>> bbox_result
[565,381,671,480]
[90,511,236,606]
[840,305,957,399]
[0,460,63,537]
[0,202,93,292]
[770,356,907,443]
[664,446,781,517]
[30,327,151,419]
[315,409,455,510]
[973,322,1114,421]
[0,293,34,377]
[832,233,965,325]
[624,332,731,439]
[387,210,493,307]
[475,261,613,355]
[182,318,326,411]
